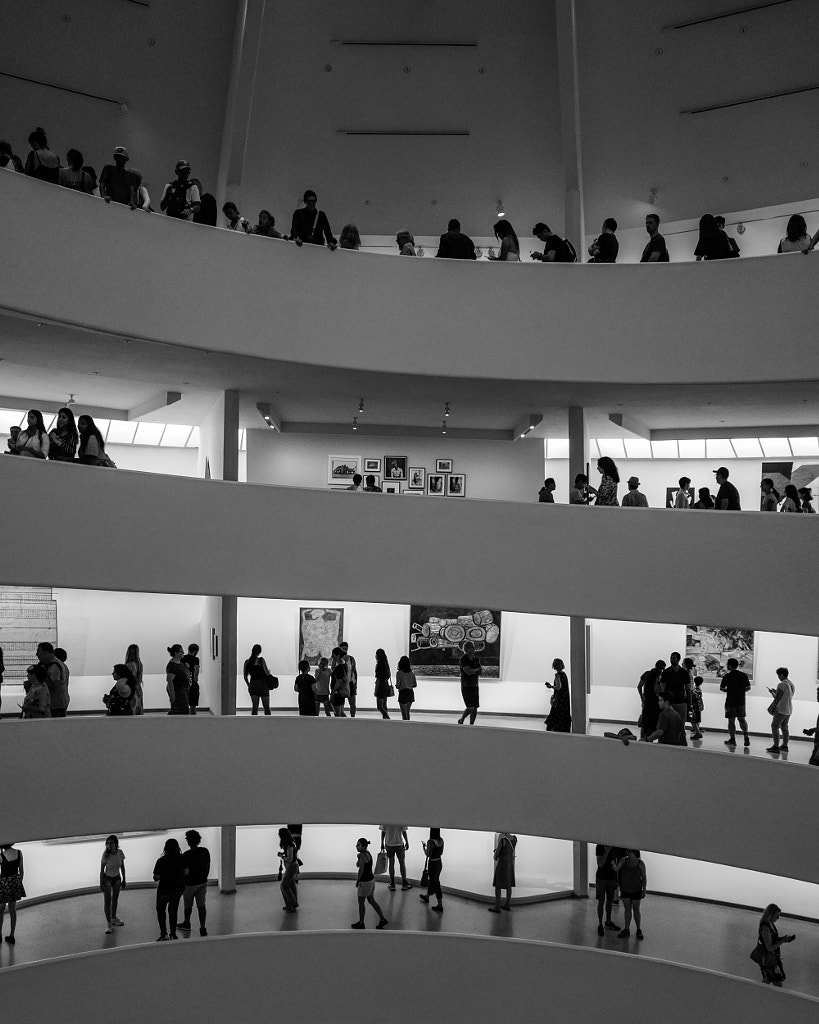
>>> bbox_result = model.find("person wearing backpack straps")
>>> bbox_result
[160,160,201,221]
[530,222,575,263]
[289,189,337,248]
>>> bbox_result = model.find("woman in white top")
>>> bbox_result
[99,835,127,933]
[780,484,801,513]
[395,230,416,256]
[778,214,811,253]
[13,409,49,459]
[489,220,520,261]
[77,414,113,466]
[767,668,795,753]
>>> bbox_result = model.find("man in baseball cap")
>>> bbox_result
[99,145,142,207]
[713,467,741,510]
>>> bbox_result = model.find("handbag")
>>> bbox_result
[374,851,388,875]
[766,696,779,716]
[266,674,279,690]
[749,942,765,966]
[387,683,395,697]
[420,856,429,887]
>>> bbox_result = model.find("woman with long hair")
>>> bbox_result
[798,487,815,513]
[24,127,59,183]
[105,664,137,715]
[395,655,417,720]
[419,828,444,912]
[374,648,392,719]
[13,410,49,459]
[780,484,801,513]
[278,828,300,913]
[243,644,272,715]
[778,214,810,253]
[48,407,79,462]
[77,414,112,466]
[545,657,571,732]
[339,224,362,250]
[395,230,416,256]
[165,644,191,715]
[59,149,95,193]
[125,644,144,715]
[0,843,26,944]
[594,457,620,506]
[759,478,780,512]
[694,213,732,260]
[489,220,520,261]
[153,837,184,940]
[753,903,795,986]
[100,835,126,934]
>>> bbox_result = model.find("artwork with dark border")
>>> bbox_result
[436,459,453,473]
[363,458,382,474]
[762,460,819,498]
[328,455,361,485]
[410,606,501,677]
[447,473,465,496]
[665,486,694,509]
[384,456,408,481]
[408,467,426,490]
[299,607,344,666]
[427,474,445,495]
[685,625,754,688]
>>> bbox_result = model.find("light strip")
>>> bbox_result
[545,437,818,459]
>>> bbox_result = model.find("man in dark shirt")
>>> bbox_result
[637,660,665,738]
[290,190,337,248]
[660,651,690,733]
[99,146,141,207]
[531,223,574,262]
[179,829,211,936]
[458,641,482,724]
[588,218,619,263]
[640,214,669,263]
[720,657,751,747]
[538,478,556,503]
[340,641,358,718]
[182,644,200,716]
[436,219,476,259]
[643,694,686,745]
[595,843,624,935]
[713,467,741,510]
[715,216,740,257]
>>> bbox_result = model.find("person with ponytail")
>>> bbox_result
[24,127,59,183]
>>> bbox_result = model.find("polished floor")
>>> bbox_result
[1,880,817,998]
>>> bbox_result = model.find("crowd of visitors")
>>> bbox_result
[540,459,816,513]
[4,408,116,467]
[4,126,819,260]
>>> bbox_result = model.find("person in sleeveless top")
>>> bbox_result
[24,128,59,183]
[350,838,388,929]
[165,644,191,714]
[754,903,795,986]
[0,844,26,943]
[125,644,144,714]
[489,219,520,261]
[419,828,444,912]
[243,644,272,715]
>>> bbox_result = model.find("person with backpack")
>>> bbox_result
[530,222,576,262]
[160,160,201,221]
[289,189,337,248]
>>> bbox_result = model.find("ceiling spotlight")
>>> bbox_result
[255,402,280,431]
[352,417,358,431]
[444,402,450,418]
[442,420,447,435]
[496,200,505,218]
[358,398,365,413]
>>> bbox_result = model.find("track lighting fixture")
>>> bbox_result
[352,417,358,431]
[358,398,365,413]
[442,420,447,435]
[444,402,450,418]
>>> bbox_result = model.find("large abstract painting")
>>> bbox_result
[762,460,819,497]
[685,625,754,687]
[299,607,344,665]
[409,606,501,677]
[0,586,58,681]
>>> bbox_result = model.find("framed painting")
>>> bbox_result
[363,457,382,474]
[447,473,465,496]
[384,456,408,481]
[427,474,445,496]
[328,455,361,486]
[409,606,502,677]
[383,481,401,494]
[408,467,426,490]
[436,459,453,473]
[299,607,344,665]
[685,625,754,688]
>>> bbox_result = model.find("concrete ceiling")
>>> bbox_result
[0,312,818,438]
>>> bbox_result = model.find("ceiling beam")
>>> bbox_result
[0,394,127,419]
[127,391,182,420]
[608,412,651,439]
[278,422,513,441]
[651,424,819,440]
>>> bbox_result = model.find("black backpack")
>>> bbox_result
[561,238,578,263]
[164,179,194,218]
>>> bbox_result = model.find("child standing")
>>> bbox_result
[313,657,332,716]
[690,676,704,740]
[294,659,318,716]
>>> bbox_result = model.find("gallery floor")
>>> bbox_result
[1,880,817,999]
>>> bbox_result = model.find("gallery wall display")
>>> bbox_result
[427,474,445,495]
[363,458,382,474]
[436,459,453,473]
[409,606,502,677]
[685,625,755,687]
[0,585,58,680]
[384,456,408,481]
[447,474,466,496]
[299,607,344,665]
[328,456,361,485]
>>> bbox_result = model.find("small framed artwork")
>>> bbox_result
[384,456,408,481]
[427,474,445,496]
[447,473,465,496]
[328,455,361,486]
[363,457,382,474]
[436,459,453,473]
[408,467,426,490]
[383,481,401,494]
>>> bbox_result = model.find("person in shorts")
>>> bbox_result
[379,824,411,891]
[615,849,646,939]
[720,657,751,747]
[595,843,624,935]
[351,838,388,930]
[178,830,211,936]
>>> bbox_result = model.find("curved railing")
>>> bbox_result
[0,456,816,634]
[3,932,817,1022]
[2,172,819,384]
[2,718,817,885]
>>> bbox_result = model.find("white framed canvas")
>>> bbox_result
[328,455,361,486]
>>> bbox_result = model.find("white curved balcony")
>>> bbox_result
[0,456,816,635]
[2,172,819,385]
[3,932,818,1023]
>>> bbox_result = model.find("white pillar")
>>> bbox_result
[570,614,589,897]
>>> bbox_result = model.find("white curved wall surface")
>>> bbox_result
[2,718,817,885]
[1,458,817,634]
[2,172,819,383]
[4,932,817,1024]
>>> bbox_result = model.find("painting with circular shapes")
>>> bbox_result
[409,605,502,677]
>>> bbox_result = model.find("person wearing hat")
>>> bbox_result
[621,475,648,507]
[289,190,337,248]
[99,146,143,207]
[160,160,201,221]
[713,467,741,511]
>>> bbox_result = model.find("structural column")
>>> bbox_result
[555,0,586,249]
[568,405,588,496]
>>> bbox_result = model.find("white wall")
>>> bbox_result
[247,429,545,502]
